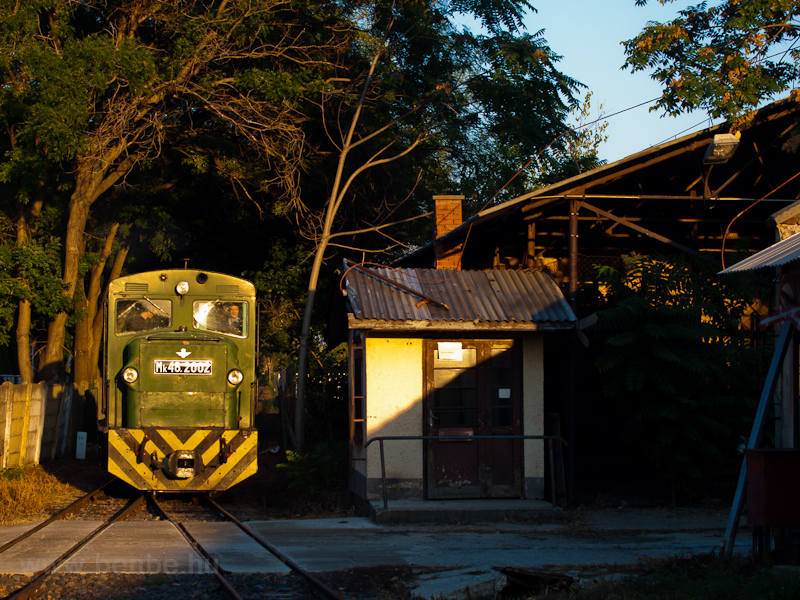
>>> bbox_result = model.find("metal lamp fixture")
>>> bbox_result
[703,133,740,164]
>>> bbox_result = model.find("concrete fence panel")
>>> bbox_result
[0,383,43,468]
[0,382,73,468]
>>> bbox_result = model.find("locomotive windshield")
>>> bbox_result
[193,300,246,337]
[116,298,172,334]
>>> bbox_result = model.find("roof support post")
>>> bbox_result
[569,199,580,311]
[566,198,581,504]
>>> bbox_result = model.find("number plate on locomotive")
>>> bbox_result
[153,360,212,374]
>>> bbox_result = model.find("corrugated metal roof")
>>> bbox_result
[343,264,577,329]
[720,232,800,274]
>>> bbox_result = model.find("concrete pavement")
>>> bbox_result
[0,506,750,599]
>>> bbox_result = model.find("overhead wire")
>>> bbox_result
[341,94,728,285]
[482,97,663,210]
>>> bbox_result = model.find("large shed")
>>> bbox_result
[394,97,800,499]
[719,200,800,557]
[340,260,577,505]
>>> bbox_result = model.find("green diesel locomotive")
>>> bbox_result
[100,269,258,492]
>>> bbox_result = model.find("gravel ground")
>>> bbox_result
[0,573,314,600]
[0,568,413,600]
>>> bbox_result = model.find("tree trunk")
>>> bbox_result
[91,244,129,380]
[40,148,131,382]
[15,301,34,384]
[72,278,92,385]
[293,46,403,454]
[73,223,122,384]
[295,205,338,455]
[295,284,318,455]
[14,197,44,383]
[41,179,94,382]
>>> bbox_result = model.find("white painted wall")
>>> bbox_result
[523,335,545,488]
[365,337,424,481]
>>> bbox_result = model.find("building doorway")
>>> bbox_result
[424,339,522,499]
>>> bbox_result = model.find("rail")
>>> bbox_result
[363,435,569,509]
[208,498,344,600]
[7,493,147,600]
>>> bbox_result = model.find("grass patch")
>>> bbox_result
[532,555,800,600]
[0,465,73,524]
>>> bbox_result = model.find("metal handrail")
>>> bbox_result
[363,435,569,510]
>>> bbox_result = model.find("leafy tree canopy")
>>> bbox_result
[624,0,800,128]
[0,0,586,389]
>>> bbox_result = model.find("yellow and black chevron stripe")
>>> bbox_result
[107,427,258,492]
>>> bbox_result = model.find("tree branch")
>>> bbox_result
[327,211,432,240]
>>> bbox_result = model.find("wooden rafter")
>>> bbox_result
[579,201,720,266]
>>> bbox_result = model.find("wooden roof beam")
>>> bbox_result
[580,201,721,267]
[521,194,796,206]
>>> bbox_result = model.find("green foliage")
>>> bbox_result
[426,21,582,202]
[0,468,26,482]
[276,441,348,498]
[11,237,70,319]
[528,91,608,186]
[0,210,68,347]
[12,33,143,159]
[589,254,764,496]
[624,1,800,127]
[249,241,311,372]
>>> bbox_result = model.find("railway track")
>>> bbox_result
[2,482,147,600]
[0,487,345,600]
[149,494,344,600]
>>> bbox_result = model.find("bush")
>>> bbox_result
[276,441,348,499]
[588,254,765,501]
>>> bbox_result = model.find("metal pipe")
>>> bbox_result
[380,439,388,510]
[547,439,556,506]
[364,435,569,509]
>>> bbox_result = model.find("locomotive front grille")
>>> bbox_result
[106,427,257,491]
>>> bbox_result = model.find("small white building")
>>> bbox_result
[340,261,577,505]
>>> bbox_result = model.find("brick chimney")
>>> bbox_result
[434,194,464,270]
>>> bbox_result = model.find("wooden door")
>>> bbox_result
[425,339,522,499]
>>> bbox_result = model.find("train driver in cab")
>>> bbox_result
[129,306,169,332]
[215,302,243,336]
[117,300,170,333]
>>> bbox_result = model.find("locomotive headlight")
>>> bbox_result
[176,281,190,296]
[227,369,244,385]
[122,367,139,384]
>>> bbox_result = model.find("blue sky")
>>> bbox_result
[523,0,718,163]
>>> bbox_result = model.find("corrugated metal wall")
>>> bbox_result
[0,382,72,468]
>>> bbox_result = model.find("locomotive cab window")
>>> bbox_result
[116,299,172,334]
[193,300,246,337]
